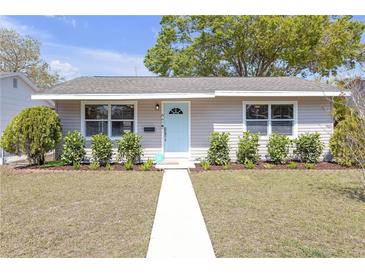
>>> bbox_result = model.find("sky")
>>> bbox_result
[0,16,162,79]
[0,15,364,80]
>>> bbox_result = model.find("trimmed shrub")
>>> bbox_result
[207,132,230,165]
[294,133,323,163]
[330,115,365,166]
[237,131,260,164]
[141,159,153,171]
[0,106,62,165]
[201,160,211,171]
[117,132,143,164]
[91,133,112,166]
[267,133,291,164]
[244,159,255,169]
[287,162,298,169]
[61,131,86,165]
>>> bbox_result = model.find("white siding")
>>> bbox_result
[0,76,52,133]
[55,96,333,162]
[0,76,52,164]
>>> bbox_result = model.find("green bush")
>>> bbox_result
[237,131,260,164]
[330,115,365,167]
[244,159,255,169]
[73,162,81,170]
[294,133,323,163]
[124,160,134,171]
[287,162,298,169]
[106,163,113,171]
[141,159,153,171]
[201,160,211,171]
[207,132,230,165]
[117,132,143,164]
[89,161,100,170]
[91,133,113,166]
[304,163,316,169]
[0,106,62,165]
[223,163,230,170]
[61,131,86,165]
[267,133,292,164]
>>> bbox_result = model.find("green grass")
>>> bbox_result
[191,170,365,258]
[0,167,162,257]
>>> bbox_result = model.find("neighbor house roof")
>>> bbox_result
[0,72,39,92]
[32,76,346,100]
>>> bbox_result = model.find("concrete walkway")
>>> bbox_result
[147,169,215,258]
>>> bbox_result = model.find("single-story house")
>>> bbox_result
[32,76,345,162]
[0,72,54,165]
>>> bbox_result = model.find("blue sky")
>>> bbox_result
[0,15,364,80]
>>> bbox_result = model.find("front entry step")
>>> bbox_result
[155,159,195,169]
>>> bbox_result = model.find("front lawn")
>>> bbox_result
[0,167,162,257]
[191,170,365,257]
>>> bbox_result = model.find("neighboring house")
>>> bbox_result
[32,76,345,162]
[0,72,54,165]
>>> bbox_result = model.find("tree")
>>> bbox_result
[0,28,61,88]
[331,78,365,192]
[0,106,62,165]
[145,16,365,77]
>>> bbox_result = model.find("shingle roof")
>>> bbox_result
[39,76,339,94]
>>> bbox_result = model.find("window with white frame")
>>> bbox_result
[244,102,296,137]
[82,102,136,138]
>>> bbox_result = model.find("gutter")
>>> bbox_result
[31,90,349,100]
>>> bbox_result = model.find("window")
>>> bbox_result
[244,102,296,137]
[169,107,183,114]
[111,104,134,137]
[82,102,136,138]
[13,78,18,88]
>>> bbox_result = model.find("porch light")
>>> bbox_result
[155,103,160,111]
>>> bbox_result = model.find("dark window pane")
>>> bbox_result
[169,107,183,114]
[246,104,268,119]
[112,121,134,136]
[85,121,108,137]
[85,105,108,119]
[111,105,134,119]
[271,104,293,119]
[272,121,293,135]
[247,121,268,135]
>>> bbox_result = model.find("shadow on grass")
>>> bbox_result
[316,183,365,202]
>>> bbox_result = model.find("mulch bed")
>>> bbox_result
[192,161,356,172]
[14,163,161,172]
[13,161,355,172]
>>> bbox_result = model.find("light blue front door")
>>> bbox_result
[163,102,189,153]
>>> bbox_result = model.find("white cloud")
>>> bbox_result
[50,16,77,28]
[49,60,80,80]
[0,16,153,77]
[43,42,154,76]
[0,16,51,40]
